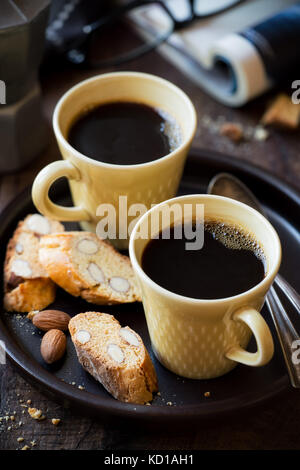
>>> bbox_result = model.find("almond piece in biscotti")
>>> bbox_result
[87,262,105,284]
[119,328,140,347]
[25,214,51,235]
[15,243,24,254]
[11,259,32,278]
[109,277,130,293]
[107,343,124,363]
[76,330,91,344]
[76,238,99,255]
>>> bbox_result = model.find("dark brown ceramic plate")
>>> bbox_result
[1,148,299,427]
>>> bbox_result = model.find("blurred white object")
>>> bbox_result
[130,0,298,106]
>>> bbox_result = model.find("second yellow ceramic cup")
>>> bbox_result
[32,72,197,249]
[129,194,281,379]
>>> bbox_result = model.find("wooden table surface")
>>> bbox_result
[0,42,300,450]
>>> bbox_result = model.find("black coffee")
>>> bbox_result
[67,101,181,165]
[141,221,266,299]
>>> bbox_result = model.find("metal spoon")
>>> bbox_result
[208,172,300,388]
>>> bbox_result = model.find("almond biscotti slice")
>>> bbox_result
[4,214,64,312]
[39,232,141,305]
[69,312,158,404]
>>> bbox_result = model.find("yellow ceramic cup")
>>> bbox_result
[129,194,281,379]
[32,72,197,249]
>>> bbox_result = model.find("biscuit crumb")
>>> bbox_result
[78,385,84,390]
[27,310,39,320]
[28,408,46,420]
[17,437,24,443]
[51,418,61,426]
[261,93,300,129]
[166,401,173,406]
[30,440,36,447]
[204,391,211,398]
[253,126,269,141]
[21,445,30,450]
[220,122,243,142]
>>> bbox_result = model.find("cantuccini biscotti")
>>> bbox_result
[69,312,158,404]
[4,214,64,312]
[39,232,142,305]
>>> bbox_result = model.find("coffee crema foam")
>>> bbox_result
[204,220,266,269]
[155,108,182,152]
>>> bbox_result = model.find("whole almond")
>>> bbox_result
[41,329,66,364]
[32,310,71,332]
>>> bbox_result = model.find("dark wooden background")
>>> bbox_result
[1,33,300,450]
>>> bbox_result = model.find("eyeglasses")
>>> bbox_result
[66,0,246,67]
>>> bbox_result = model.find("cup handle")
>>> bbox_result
[225,307,274,366]
[32,160,91,222]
